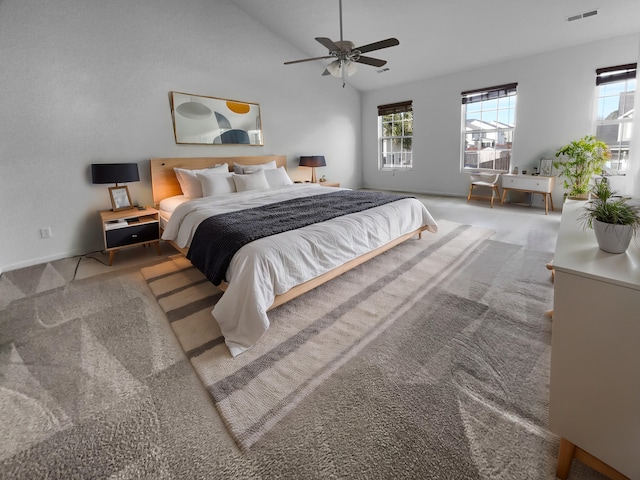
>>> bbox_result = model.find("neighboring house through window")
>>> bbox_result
[461,83,517,171]
[378,101,413,170]
[595,63,636,173]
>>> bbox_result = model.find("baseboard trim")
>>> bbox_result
[1,248,91,273]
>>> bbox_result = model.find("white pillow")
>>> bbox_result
[174,164,228,198]
[197,172,236,197]
[233,170,270,192]
[264,167,293,188]
[233,160,277,174]
[158,195,189,213]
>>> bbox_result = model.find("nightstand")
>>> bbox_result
[319,181,340,187]
[100,207,161,265]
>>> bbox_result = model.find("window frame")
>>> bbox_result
[594,63,636,174]
[460,83,517,173]
[378,101,413,171]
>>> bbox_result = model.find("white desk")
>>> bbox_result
[550,200,639,480]
[501,174,555,214]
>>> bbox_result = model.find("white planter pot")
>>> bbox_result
[593,219,634,254]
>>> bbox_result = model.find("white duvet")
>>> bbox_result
[162,184,438,356]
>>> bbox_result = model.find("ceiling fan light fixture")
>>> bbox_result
[345,60,358,76]
[326,59,341,77]
[327,59,343,77]
[326,59,357,77]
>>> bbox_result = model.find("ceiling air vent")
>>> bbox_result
[566,9,598,22]
[377,67,390,74]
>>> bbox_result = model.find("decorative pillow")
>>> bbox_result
[264,167,293,188]
[197,172,236,197]
[233,160,277,174]
[232,170,270,192]
[174,164,228,198]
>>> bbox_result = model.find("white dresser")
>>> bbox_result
[550,200,640,479]
[501,174,555,214]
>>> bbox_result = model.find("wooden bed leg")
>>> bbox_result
[557,437,576,479]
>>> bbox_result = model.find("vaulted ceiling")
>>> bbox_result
[230,0,640,91]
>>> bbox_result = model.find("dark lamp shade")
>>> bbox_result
[299,155,326,168]
[91,163,140,184]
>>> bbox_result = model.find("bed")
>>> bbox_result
[151,156,438,356]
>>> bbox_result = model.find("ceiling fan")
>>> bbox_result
[283,0,399,87]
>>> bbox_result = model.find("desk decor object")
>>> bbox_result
[539,158,553,177]
[91,163,140,212]
[170,91,263,145]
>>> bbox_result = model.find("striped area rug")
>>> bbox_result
[141,220,494,451]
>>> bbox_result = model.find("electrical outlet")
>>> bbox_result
[40,227,52,239]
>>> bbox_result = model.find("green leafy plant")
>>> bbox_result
[580,180,640,230]
[554,135,610,197]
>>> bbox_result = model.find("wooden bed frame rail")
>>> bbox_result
[165,226,427,311]
[267,226,426,310]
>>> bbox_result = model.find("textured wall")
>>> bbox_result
[0,0,361,271]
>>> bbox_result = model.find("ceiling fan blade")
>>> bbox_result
[315,37,341,52]
[354,56,387,68]
[284,55,333,65]
[354,38,399,54]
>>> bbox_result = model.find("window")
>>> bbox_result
[378,101,413,170]
[595,63,636,173]
[461,83,517,171]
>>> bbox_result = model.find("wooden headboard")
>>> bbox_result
[149,155,287,206]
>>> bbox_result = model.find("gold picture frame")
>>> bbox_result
[109,186,133,211]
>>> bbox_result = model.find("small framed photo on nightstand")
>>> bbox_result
[539,158,553,177]
[108,186,133,211]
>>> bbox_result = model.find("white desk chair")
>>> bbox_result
[467,173,501,208]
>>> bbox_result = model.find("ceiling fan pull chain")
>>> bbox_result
[342,59,346,88]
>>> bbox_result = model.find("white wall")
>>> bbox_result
[361,33,640,206]
[624,35,640,197]
[0,0,361,272]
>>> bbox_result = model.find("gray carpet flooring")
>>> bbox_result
[0,218,608,479]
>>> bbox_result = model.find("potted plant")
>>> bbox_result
[580,179,640,253]
[554,135,610,199]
